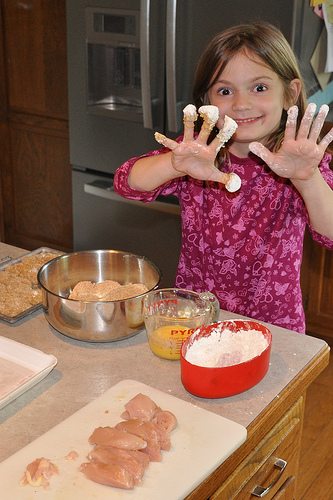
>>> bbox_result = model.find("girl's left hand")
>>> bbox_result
[248,103,333,180]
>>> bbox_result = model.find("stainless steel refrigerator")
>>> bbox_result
[66,0,322,286]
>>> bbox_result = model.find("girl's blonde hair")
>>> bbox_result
[192,22,307,162]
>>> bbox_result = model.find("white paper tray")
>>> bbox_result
[0,336,57,409]
[0,379,247,499]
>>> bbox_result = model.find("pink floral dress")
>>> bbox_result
[114,146,333,334]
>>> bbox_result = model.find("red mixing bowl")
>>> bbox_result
[180,319,272,398]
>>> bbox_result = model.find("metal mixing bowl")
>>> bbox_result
[37,250,162,342]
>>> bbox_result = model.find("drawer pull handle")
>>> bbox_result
[251,458,287,497]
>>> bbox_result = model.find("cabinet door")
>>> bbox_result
[2,119,72,251]
[211,397,304,499]
[0,0,73,251]
[301,228,333,338]
[300,134,333,339]
[3,0,68,119]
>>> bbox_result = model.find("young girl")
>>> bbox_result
[114,22,333,334]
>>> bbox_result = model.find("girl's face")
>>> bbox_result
[208,51,293,158]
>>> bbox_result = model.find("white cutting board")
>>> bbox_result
[0,379,247,500]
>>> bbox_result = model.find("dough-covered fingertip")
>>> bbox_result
[154,131,167,144]
[198,105,219,130]
[225,173,241,192]
[319,104,329,116]
[287,105,298,117]
[216,115,238,147]
[307,102,317,113]
[183,104,198,120]
[248,141,261,155]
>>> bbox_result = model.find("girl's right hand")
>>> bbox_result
[128,105,239,193]
[155,106,236,184]
[155,133,223,183]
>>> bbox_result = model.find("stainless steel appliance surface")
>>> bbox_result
[72,169,182,287]
[66,0,322,286]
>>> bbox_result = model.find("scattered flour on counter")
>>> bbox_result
[185,326,269,367]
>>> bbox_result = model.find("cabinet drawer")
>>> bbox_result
[272,476,296,499]
[212,397,304,500]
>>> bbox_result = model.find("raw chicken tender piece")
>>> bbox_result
[153,428,171,452]
[116,419,166,458]
[151,410,177,450]
[152,410,178,434]
[127,450,150,469]
[79,462,134,490]
[116,418,170,452]
[20,457,58,490]
[81,393,177,490]
[65,450,79,461]
[120,410,131,420]
[140,438,163,462]
[88,426,147,450]
[88,446,145,486]
[124,393,158,421]
[116,419,159,441]
[120,396,177,452]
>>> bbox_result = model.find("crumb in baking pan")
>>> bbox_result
[0,252,59,318]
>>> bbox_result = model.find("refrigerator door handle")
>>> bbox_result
[84,180,180,215]
[166,0,179,132]
[140,0,153,129]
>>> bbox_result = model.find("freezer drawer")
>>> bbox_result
[72,169,182,287]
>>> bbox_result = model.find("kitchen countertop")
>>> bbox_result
[0,243,330,496]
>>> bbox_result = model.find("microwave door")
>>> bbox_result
[66,0,169,175]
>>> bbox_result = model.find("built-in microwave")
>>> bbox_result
[85,6,161,124]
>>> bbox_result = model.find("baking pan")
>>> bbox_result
[0,247,61,324]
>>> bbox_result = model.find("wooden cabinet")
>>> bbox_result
[301,228,333,339]
[301,127,333,339]
[211,397,304,499]
[185,341,329,500]
[0,0,73,252]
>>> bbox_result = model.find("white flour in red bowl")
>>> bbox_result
[184,323,269,368]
